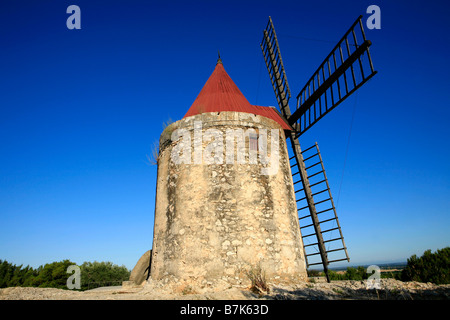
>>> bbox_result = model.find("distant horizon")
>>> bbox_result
[326,260,408,271]
[0,250,437,272]
[0,255,409,272]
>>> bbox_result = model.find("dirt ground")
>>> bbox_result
[0,278,449,300]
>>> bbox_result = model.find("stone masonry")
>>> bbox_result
[150,112,308,290]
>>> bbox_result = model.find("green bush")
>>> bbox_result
[0,260,39,288]
[32,260,76,289]
[307,269,321,277]
[80,261,130,290]
[381,270,402,279]
[400,247,449,284]
[0,259,130,290]
[327,270,344,280]
[326,266,369,281]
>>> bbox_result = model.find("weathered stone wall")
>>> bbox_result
[150,112,307,289]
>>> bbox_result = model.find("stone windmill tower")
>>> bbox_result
[149,56,308,289]
[145,15,377,290]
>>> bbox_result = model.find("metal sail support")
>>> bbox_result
[290,142,350,281]
[261,16,292,119]
[289,15,377,135]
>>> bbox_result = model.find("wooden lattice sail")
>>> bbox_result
[261,15,377,282]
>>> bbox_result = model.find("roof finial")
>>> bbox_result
[217,50,222,64]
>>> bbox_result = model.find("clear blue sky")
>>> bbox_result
[1,0,449,271]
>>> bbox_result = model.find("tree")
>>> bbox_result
[80,261,130,290]
[0,260,38,288]
[344,266,368,280]
[31,260,76,289]
[401,247,449,284]
[0,260,13,288]
[0,259,130,290]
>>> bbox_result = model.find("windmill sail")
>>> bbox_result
[289,15,377,136]
[261,15,376,282]
[261,16,339,282]
[261,16,292,118]
[292,143,349,270]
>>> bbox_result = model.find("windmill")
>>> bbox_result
[260,15,377,282]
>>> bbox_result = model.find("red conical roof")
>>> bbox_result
[183,60,292,131]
